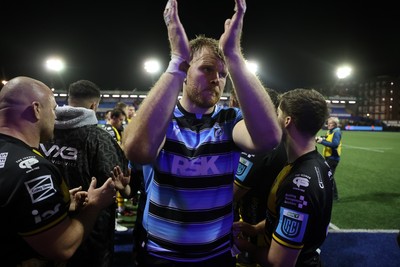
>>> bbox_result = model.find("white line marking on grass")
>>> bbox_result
[343,145,393,153]
[329,229,399,233]
[328,223,398,233]
[329,222,340,230]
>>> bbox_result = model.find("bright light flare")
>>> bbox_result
[46,58,65,72]
[246,60,259,74]
[144,59,161,74]
[336,66,352,79]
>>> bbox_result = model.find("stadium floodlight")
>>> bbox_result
[245,60,259,74]
[45,57,65,90]
[144,59,161,74]
[336,65,352,79]
[46,57,65,72]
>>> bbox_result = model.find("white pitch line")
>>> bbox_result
[342,144,393,153]
[329,222,340,230]
[329,222,399,233]
[329,229,399,233]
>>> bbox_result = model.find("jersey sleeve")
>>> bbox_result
[234,152,266,189]
[272,169,319,249]
[15,156,70,236]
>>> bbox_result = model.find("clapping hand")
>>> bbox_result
[69,186,88,212]
[111,165,131,191]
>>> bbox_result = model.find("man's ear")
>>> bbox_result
[89,101,99,111]
[284,116,292,128]
[25,101,40,122]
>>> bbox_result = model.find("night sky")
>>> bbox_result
[1,0,398,92]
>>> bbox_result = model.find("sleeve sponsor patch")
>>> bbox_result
[235,156,254,182]
[24,175,57,203]
[0,152,8,168]
[276,207,309,244]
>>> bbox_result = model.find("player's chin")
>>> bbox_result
[202,95,220,107]
[205,90,221,101]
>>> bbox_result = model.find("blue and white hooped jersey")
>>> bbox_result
[142,102,243,262]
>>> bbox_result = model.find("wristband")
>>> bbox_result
[166,55,190,78]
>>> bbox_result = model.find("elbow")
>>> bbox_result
[39,248,75,262]
[56,250,75,262]
[260,128,282,152]
[245,128,282,155]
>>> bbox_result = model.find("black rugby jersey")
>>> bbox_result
[234,141,287,224]
[265,150,333,266]
[39,106,128,267]
[0,133,70,266]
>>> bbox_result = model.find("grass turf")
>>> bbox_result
[316,131,400,229]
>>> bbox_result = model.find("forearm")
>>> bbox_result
[321,139,338,148]
[24,205,103,261]
[123,73,183,163]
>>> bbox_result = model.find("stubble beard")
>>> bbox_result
[186,82,222,109]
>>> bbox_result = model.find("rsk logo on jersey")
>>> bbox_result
[39,144,78,160]
[171,155,220,175]
[24,175,56,203]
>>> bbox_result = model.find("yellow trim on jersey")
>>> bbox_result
[272,233,304,249]
[19,212,68,236]
[267,164,293,214]
[32,148,43,157]
[234,179,251,190]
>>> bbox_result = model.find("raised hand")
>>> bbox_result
[87,177,116,210]
[219,0,247,57]
[111,165,131,192]
[163,0,190,60]
[69,186,88,212]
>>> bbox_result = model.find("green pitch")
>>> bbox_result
[316,131,400,230]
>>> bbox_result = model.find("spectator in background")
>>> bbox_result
[103,107,130,224]
[104,109,112,124]
[115,101,128,114]
[122,0,281,265]
[127,104,137,123]
[115,101,129,127]
[103,108,126,146]
[316,116,342,200]
[0,76,117,266]
[39,79,130,267]
[233,88,333,267]
[231,87,287,267]
[98,109,112,129]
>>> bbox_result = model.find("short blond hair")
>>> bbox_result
[328,117,340,127]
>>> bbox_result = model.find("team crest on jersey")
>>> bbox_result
[236,161,247,176]
[0,152,8,168]
[276,207,309,243]
[25,175,56,203]
[235,157,253,182]
[214,125,224,138]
